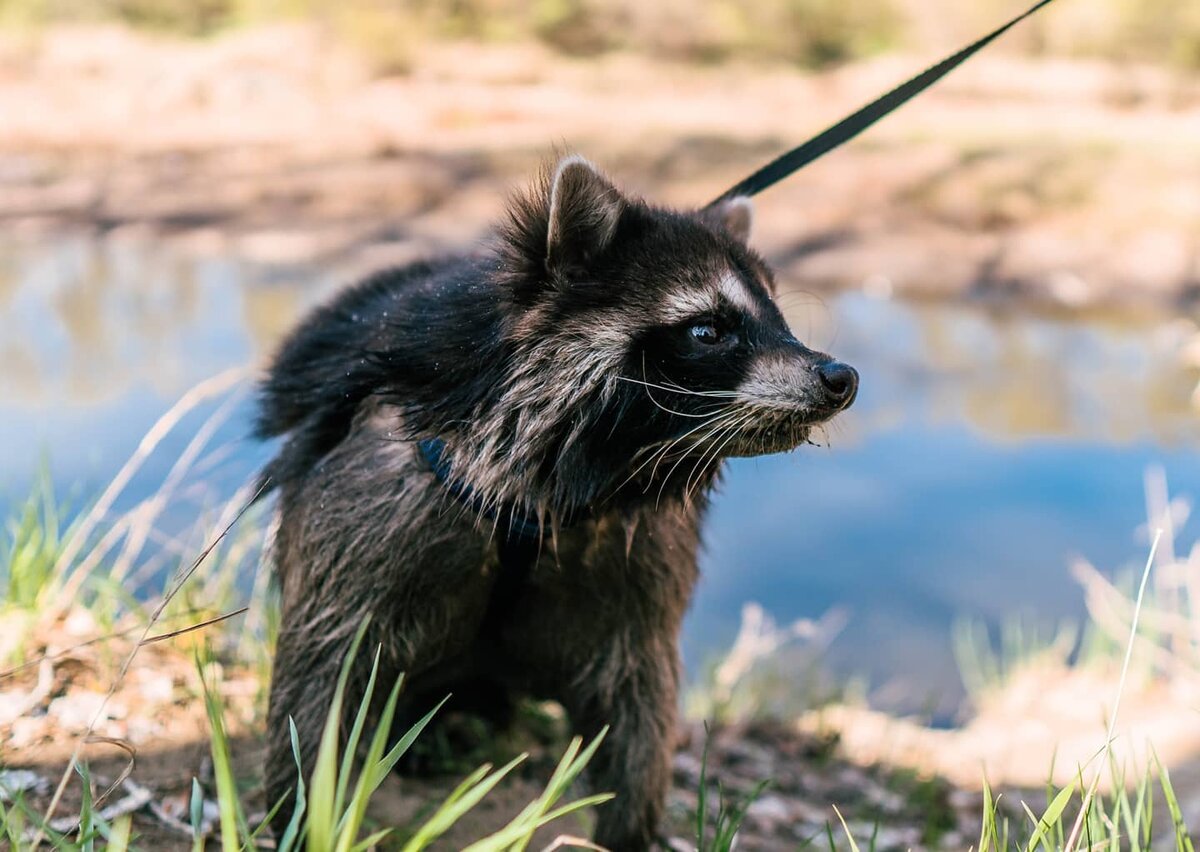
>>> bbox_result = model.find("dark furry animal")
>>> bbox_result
[257,156,857,850]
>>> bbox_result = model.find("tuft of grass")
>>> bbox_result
[0,763,138,851]
[8,0,1200,70]
[300,620,436,852]
[190,622,612,852]
[961,0,1200,70]
[1,465,76,614]
[0,467,93,667]
[965,749,1197,852]
[886,768,956,847]
[0,0,903,69]
[952,614,1079,703]
[693,725,769,852]
[686,603,847,724]
[835,517,1198,851]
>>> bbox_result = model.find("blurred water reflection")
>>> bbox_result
[2,234,1198,715]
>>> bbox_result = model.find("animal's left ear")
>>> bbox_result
[703,196,753,243]
[546,155,625,279]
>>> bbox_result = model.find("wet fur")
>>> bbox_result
[258,158,852,850]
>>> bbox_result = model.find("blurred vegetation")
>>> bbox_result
[0,0,1198,71]
[0,0,902,70]
[962,0,1200,70]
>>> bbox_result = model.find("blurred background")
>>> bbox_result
[2,0,1200,722]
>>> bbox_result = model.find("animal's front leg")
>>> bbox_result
[569,641,680,852]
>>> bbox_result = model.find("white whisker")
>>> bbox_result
[618,375,739,398]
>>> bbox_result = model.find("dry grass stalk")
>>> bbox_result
[47,366,250,621]
[1063,527,1160,851]
[31,480,266,849]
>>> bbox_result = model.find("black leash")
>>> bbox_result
[708,0,1060,205]
[421,0,1061,628]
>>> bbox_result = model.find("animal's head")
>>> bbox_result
[492,155,857,508]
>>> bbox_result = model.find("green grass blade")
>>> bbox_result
[402,756,526,852]
[351,827,393,851]
[1024,782,1075,852]
[190,777,205,852]
[277,718,308,852]
[0,797,23,848]
[77,762,95,852]
[978,777,995,852]
[246,785,293,852]
[375,694,446,780]
[333,645,384,837]
[334,668,405,852]
[107,815,133,852]
[5,796,74,849]
[1152,749,1195,852]
[832,804,861,852]
[722,779,770,848]
[307,620,372,852]
[508,728,607,852]
[197,653,250,852]
[461,793,615,852]
[697,724,710,849]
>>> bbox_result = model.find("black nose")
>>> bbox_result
[816,361,858,408]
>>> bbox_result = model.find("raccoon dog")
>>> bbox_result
[257,156,858,850]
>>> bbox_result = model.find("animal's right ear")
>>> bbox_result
[702,196,753,243]
[546,156,625,279]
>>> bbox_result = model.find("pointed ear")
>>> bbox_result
[705,196,753,243]
[546,155,625,278]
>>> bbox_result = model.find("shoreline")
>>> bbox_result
[1,26,1199,313]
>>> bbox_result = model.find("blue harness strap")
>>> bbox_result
[419,437,554,636]
[418,437,546,542]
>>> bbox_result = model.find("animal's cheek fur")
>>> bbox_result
[510,309,635,368]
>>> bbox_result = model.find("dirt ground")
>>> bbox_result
[0,609,999,850]
[1,25,1199,311]
[5,608,1199,850]
[5,723,998,850]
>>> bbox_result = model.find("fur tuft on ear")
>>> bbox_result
[545,155,625,278]
[705,196,753,243]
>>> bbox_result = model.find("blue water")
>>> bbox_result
[696,431,1198,716]
[3,233,1198,716]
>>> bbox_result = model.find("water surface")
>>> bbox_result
[3,234,1198,717]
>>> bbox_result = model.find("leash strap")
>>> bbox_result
[709,0,1059,205]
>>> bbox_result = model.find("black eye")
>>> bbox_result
[689,323,721,345]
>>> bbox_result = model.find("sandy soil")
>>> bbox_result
[1,610,993,851]
[1,25,1199,311]
[5,603,1200,849]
